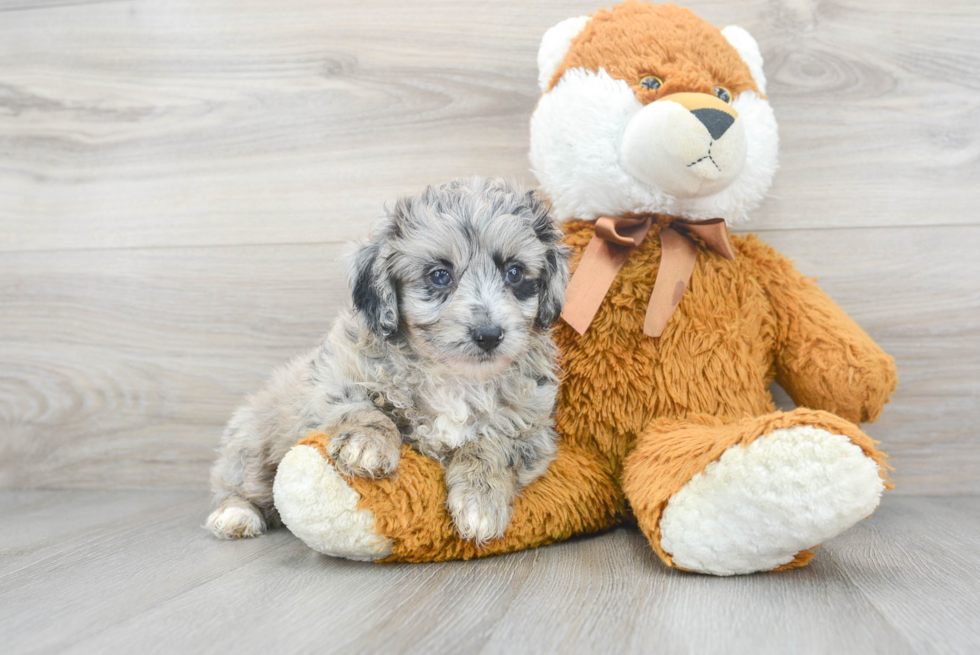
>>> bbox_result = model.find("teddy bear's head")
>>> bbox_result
[529,1,777,224]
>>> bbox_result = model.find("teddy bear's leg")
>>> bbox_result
[274,432,624,562]
[622,408,889,576]
[272,435,395,560]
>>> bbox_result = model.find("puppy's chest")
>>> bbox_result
[404,380,502,454]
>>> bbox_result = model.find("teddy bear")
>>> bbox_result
[271,1,898,575]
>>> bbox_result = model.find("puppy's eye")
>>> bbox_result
[428,269,452,287]
[714,86,732,104]
[504,265,525,285]
[639,75,662,91]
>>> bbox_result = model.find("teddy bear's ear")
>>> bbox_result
[721,26,767,95]
[537,16,591,92]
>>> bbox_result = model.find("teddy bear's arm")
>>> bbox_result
[737,234,898,423]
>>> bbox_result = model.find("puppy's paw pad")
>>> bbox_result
[327,430,400,479]
[207,505,266,540]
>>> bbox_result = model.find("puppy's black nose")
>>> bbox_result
[691,107,735,140]
[472,325,504,352]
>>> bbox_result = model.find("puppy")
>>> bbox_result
[207,177,569,544]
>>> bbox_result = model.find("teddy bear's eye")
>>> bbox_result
[639,75,662,91]
[714,86,732,104]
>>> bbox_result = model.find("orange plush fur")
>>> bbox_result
[549,1,760,100]
[284,2,897,569]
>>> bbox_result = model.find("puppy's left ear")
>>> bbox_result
[348,223,399,340]
[526,192,569,330]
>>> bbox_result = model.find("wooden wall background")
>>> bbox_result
[1,0,977,494]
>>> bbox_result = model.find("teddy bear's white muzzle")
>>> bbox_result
[620,94,747,199]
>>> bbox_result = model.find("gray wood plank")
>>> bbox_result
[0,491,304,655]
[0,242,350,490]
[0,489,200,577]
[0,0,978,254]
[0,1,124,11]
[3,491,979,654]
[824,497,980,654]
[478,527,913,655]
[2,227,976,493]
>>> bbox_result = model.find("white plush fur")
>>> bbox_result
[659,426,885,576]
[620,96,748,198]
[273,445,393,560]
[537,16,591,92]
[529,69,778,225]
[529,22,778,225]
[721,26,767,95]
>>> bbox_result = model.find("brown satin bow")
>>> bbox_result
[560,215,737,338]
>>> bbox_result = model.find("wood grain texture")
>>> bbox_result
[0,0,978,254]
[1,0,978,494]
[1,491,978,654]
[0,243,349,489]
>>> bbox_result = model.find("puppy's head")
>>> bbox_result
[349,177,569,379]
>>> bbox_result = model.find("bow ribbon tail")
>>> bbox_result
[560,216,652,336]
[642,227,699,338]
[560,235,636,336]
[643,218,736,338]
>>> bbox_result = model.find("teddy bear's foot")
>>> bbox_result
[660,424,883,575]
[273,442,393,561]
[623,408,889,576]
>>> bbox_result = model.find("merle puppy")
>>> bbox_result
[207,178,569,544]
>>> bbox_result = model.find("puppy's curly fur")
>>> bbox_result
[207,178,569,544]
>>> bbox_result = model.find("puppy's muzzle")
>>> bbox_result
[472,325,504,352]
[620,92,747,199]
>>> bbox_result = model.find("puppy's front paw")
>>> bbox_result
[327,425,401,480]
[446,487,512,545]
[207,504,266,540]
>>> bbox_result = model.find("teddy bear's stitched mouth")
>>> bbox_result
[687,142,722,172]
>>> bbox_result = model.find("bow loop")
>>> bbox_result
[671,218,737,261]
[560,214,737,338]
[594,215,654,248]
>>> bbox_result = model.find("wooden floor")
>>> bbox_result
[1,491,978,654]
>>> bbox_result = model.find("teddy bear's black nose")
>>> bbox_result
[472,325,504,351]
[691,108,735,140]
